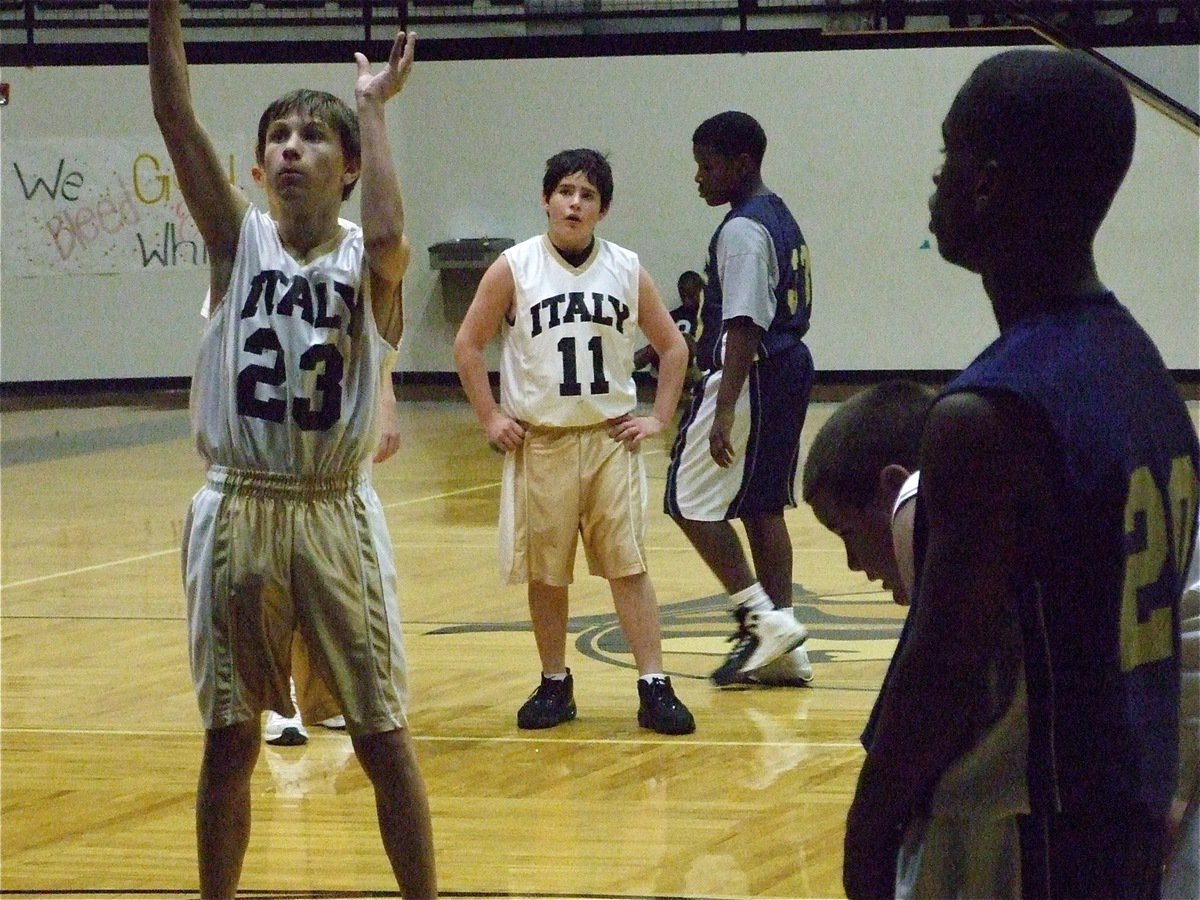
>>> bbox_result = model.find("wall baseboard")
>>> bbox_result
[4,369,1197,407]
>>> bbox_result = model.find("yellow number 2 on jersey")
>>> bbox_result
[1120,454,1199,672]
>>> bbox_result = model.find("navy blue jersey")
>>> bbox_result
[694,193,811,372]
[942,292,1199,819]
[670,304,698,338]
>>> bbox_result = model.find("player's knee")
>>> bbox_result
[202,721,260,780]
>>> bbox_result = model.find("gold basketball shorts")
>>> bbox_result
[182,465,409,737]
[498,423,648,586]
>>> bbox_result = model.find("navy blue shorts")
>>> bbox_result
[665,341,814,521]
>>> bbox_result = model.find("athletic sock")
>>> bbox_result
[731,583,773,613]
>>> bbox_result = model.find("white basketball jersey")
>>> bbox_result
[190,207,396,475]
[499,235,639,427]
[892,470,920,517]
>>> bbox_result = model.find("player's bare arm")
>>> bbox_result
[843,391,1039,898]
[708,318,759,467]
[147,0,246,304]
[356,30,415,346]
[374,368,402,463]
[453,257,527,452]
[608,268,686,449]
[371,237,411,350]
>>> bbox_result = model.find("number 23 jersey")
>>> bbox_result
[499,235,639,428]
[191,206,395,476]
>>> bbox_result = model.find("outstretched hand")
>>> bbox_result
[355,30,416,104]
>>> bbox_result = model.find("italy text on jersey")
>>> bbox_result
[528,291,631,337]
[235,268,362,432]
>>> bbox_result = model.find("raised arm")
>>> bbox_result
[354,31,415,347]
[147,0,245,301]
[453,257,527,452]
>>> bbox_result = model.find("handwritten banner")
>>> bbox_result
[4,138,248,276]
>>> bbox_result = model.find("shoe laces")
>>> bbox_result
[725,631,754,656]
[726,608,753,650]
[529,676,567,703]
[643,679,679,707]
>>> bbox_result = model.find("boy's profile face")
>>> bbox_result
[928,85,996,275]
[692,143,748,207]
[542,170,606,252]
[809,483,905,603]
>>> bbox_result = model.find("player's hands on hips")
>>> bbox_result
[607,413,662,450]
[486,414,527,453]
[355,31,415,105]
[709,408,736,467]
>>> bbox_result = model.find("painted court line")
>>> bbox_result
[0,548,180,590]
[2,444,672,590]
[2,445,670,590]
[0,482,501,591]
[0,726,862,750]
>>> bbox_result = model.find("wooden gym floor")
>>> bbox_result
[1,385,1193,899]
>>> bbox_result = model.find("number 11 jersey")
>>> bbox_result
[499,234,639,428]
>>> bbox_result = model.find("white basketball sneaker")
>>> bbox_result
[741,645,814,686]
[711,606,808,686]
[264,709,308,746]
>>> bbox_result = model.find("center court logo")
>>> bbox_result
[427,587,904,682]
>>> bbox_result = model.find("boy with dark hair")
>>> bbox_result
[843,49,1199,900]
[149,2,436,895]
[454,148,696,735]
[665,110,816,687]
[540,147,614,210]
